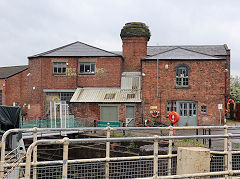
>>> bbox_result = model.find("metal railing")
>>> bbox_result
[2,125,240,178]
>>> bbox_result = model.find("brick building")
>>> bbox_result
[0,22,230,126]
[0,65,28,108]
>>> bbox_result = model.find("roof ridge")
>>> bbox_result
[143,47,224,60]
[0,65,28,68]
[28,41,79,58]
[75,41,122,56]
[147,45,224,47]
[177,47,223,59]
[144,47,179,58]
[29,41,122,58]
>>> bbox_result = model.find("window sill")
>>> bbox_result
[53,73,66,76]
[79,73,96,76]
[175,86,190,89]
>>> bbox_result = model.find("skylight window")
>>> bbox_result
[104,93,116,100]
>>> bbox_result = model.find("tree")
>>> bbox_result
[230,76,240,102]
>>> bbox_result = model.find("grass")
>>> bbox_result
[111,131,132,137]
[174,139,207,148]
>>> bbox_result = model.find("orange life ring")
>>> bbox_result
[227,99,235,104]
[150,111,160,118]
[168,111,180,124]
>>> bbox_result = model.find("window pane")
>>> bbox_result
[85,64,90,72]
[90,63,95,73]
[58,67,61,73]
[62,67,66,73]
[80,64,84,73]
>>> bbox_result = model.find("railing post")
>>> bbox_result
[33,127,38,179]
[224,125,228,178]
[153,135,159,179]
[227,133,233,179]
[168,126,173,176]
[105,127,111,179]
[62,137,69,179]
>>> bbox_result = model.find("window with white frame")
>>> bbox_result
[79,62,96,74]
[53,62,66,75]
[175,64,191,87]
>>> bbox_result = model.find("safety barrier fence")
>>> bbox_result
[1,125,240,178]
[21,118,92,128]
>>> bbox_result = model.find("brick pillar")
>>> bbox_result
[122,36,148,71]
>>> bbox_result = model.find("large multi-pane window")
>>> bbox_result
[79,62,96,74]
[0,89,2,105]
[53,62,66,75]
[175,64,191,87]
[176,67,189,87]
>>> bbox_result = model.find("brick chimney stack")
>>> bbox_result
[120,22,151,71]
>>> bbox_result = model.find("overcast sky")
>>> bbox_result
[1,0,240,76]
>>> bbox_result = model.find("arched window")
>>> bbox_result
[174,64,191,87]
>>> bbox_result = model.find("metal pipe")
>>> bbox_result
[62,137,69,179]
[228,133,233,179]
[153,136,159,178]
[105,127,110,179]
[156,59,159,96]
[168,127,173,176]
[33,128,38,179]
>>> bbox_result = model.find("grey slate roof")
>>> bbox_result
[29,41,121,58]
[112,45,227,57]
[0,65,28,79]
[143,47,224,60]
[147,45,227,56]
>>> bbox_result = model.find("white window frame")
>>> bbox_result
[79,62,96,74]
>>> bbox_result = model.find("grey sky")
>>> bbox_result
[1,0,240,76]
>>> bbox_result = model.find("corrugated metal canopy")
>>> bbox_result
[70,88,141,103]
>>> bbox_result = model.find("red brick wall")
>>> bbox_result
[122,37,148,71]
[77,57,122,87]
[142,59,229,126]
[70,103,143,125]
[4,70,29,107]
[28,56,123,119]
[0,79,5,105]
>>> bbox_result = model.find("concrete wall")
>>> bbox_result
[177,147,210,178]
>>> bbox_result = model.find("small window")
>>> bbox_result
[53,62,66,75]
[0,89,2,105]
[201,106,207,114]
[127,94,135,99]
[60,92,74,103]
[104,93,116,100]
[79,62,96,74]
[166,101,177,114]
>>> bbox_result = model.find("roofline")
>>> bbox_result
[142,47,225,60]
[28,41,123,59]
[0,66,28,79]
[147,44,227,47]
[28,55,124,61]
